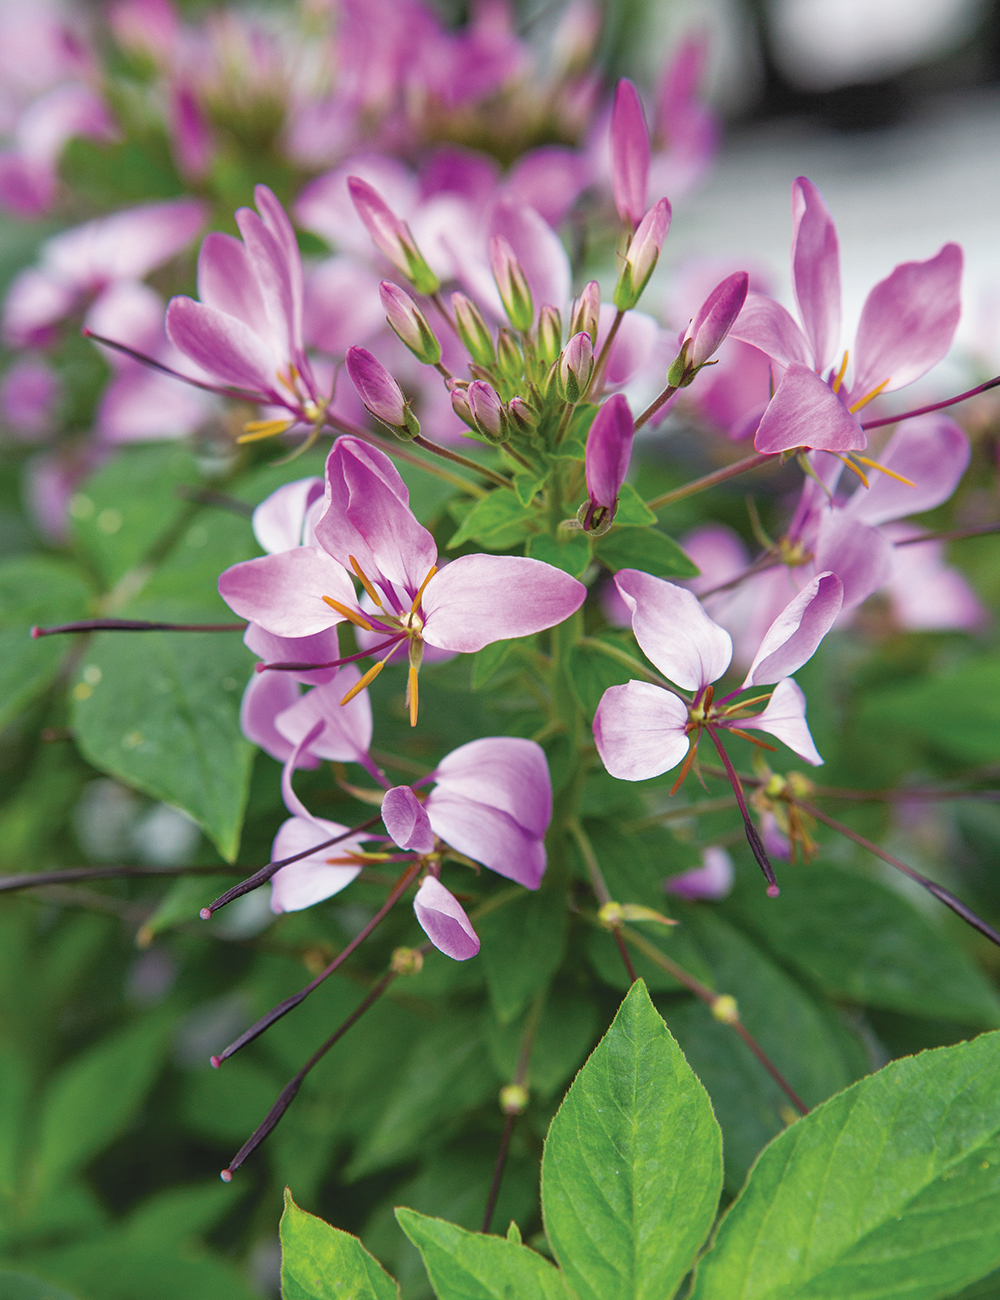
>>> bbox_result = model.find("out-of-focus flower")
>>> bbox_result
[610,78,650,230]
[665,846,734,901]
[0,356,60,441]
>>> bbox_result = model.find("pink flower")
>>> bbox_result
[731,177,963,455]
[610,79,650,229]
[0,84,115,218]
[665,846,734,901]
[583,393,633,532]
[0,356,60,441]
[412,876,480,961]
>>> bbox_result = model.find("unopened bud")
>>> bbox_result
[380,281,440,365]
[508,395,536,434]
[468,380,510,443]
[449,382,477,429]
[570,281,600,344]
[490,234,534,332]
[559,331,594,402]
[348,176,439,295]
[451,292,495,368]
[711,994,739,1024]
[610,78,650,230]
[346,346,420,439]
[688,272,749,369]
[391,946,425,976]
[598,900,625,927]
[584,391,633,532]
[535,304,563,369]
[614,198,671,310]
[500,1083,529,1114]
[495,328,523,385]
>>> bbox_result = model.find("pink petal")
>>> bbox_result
[382,785,435,853]
[754,363,865,455]
[743,571,843,687]
[165,296,278,396]
[219,547,355,637]
[421,554,586,653]
[239,670,305,765]
[431,736,552,839]
[728,291,811,369]
[610,79,650,228]
[598,305,660,388]
[255,183,305,350]
[841,415,969,527]
[235,204,297,363]
[813,511,893,610]
[303,257,385,355]
[585,392,634,509]
[197,232,268,333]
[275,667,373,763]
[413,877,480,961]
[2,267,77,346]
[881,531,987,631]
[506,145,591,227]
[614,569,732,691]
[280,721,327,822]
[593,680,691,780]
[252,477,325,554]
[270,815,363,913]
[665,846,734,901]
[738,678,823,766]
[790,176,841,374]
[851,243,963,398]
[423,792,546,889]
[243,622,342,686]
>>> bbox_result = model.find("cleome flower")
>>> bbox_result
[219,436,587,724]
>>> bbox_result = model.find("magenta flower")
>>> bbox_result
[347,174,440,295]
[345,345,419,438]
[665,846,734,901]
[0,355,60,441]
[219,437,586,724]
[0,83,115,218]
[671,271,750,383]
[610,78,650,229]
[380,280,441,366]
[730,177,962,455]
[583,393,634,533]
[163,186,329,439]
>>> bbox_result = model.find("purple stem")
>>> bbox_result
[256,635,404,674]
[707,725,779,895]
[861,374,1000,430]
[33,619,246,637]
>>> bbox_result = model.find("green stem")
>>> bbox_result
[584,308,624,402]
[325,413,491,497]
[576,636,677,690]
[645,452,774,512]
[634,383,678,430]
[411,436,512,489]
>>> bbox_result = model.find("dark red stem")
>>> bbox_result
[33,619,246,637]
[861,374,1000,430]
[706,726,779,895]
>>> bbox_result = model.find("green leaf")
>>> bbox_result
[566,632,636,719]
[0,558,90,728]
[0,1273,80,1300]
[472,639,518,689]
[281,1189,399,1300]
[541,980,722,1300]
[70,630,254,860]
[512,467,548,506]
[33,1016,170,1191]
[69,444,202,587]
[485,988,598,1098]
[396,1207,574,1300]
[526,531,592,577]
[691,1031,1000,1300]
[595,526,698,578]
[726,861,1000,1027]
[478,889,568,1025]
[611,483,657,526]
[447,490,536,550]
[122,509,257,622]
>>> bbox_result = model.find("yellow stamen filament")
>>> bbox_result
[836,454,870,488]
[407,661,419,728]
[726,727,778,751]
[341,659,385,704]
[238,418,293,443]
[854,456,916,487]
[831,350,850,394]
[848,377,890,413]
[322,596,373,631]
[721,693,773,715]
[276,365,301,396]
[350,555,383,607]
[410,565,438,614]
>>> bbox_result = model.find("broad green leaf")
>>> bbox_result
[471,639,518,689]
[447,489,536,549]
[527,531,592,576]
[281,1189,399,1300]
[121,509,257,622]
[396,1207,573,1300]
[541,981,722,1300]
[478,889,568,1024]
[726,861,1000,1026]
[595,526,699,578]
[0,1040,31,1199]
[0,557,90,728]
[512,466,548,506]
[69,444,202,587]
[33,1016,170,1190]
[691,1031,1000,1300]
[485,987,598,1098]
[566,632,636,718]
[70,629,254,860]
[0,1273,80,1300]
[612,483,657,526]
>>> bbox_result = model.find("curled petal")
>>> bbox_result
[614,569,732,691]
[665,846,734,901]
[421,554,586,653]
[252,477,324,553]
[738,678,823,765]
[423,792,546,889]
[791,176,841,374]
[593,680,690,781]
[413,877,480,960]
[382,785,435,854]
[754,362,865,455]
[431,736,551,839]
[275,667,373,764]
[270,815,364,913]
[219,547,355,638]
[165,296,277,396]
[743,571,843,687]
[842,415,970,527]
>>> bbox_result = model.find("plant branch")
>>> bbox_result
[861,374,1000,430]
[32,619,246,637]
[634,383,678,430]
[324,412,490,497]
[481,991,543,1234]
[644,452,774,512]
[0,863,239,894]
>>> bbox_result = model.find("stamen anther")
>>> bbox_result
[409,565,438,614]
[848,377,890,413]
[239,418,294,443]
[323,596,373,631]
[350,556,383,607]
[831,350,849,394]
[341,659,385,704]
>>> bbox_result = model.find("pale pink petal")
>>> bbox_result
[593,680,691,780]
[814,511,893,609]
[275,667,372,763]
[421,554,586,653]
[739,677,823,765]
[790,176,841,375]
[219,547,355,637]
[2,267,77,346]
[851,243,963,398]
[243,622,342,686]
[280,721,327,822]
[614,569,731,691]
[196,232,267,332]
[270,815,363,913]
[729,291,811,369]
[0,356,59,439]
[382,785,435,853]
[423,792,546,889]
[489,198,571,320]
[239,669,305,765]
[665,846,734,901]
[599,306,660,388]
[506,145,590,227]
[610,78,650,228]
[754,363,865,455]
[303,256,384,354]
[680,524,749,597]
[881,532,987,631]
[430,736,551,839]
[165,296,278,396]
[252,478,324,554]
[841,415,970,527]
[413,876,480,960]
[234,205,297,362]
[742,571,843,686]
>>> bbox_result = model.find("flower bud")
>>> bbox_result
[558,331,594,403]
[490,234,534,332]
[535,304,563,369]
[346,346,420,439]
[495,328,523,385]
[468,380,510,443]
[413,876,480,961]
[570,281,600,345]
[583,391,633,533]
[508,395,536,434]
[614,197,671,310]
[347,176,439,295]
[610,78,650,229]
[449,382,477,429]
[687,271,749,369]
[380,281,441,366]
[451,291,495,368]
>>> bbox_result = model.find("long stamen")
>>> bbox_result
[349,556,383,607]
[257,636,402,674]
[836,454,870,488]
[323,596,373,631]
[853,455,916,487]
[239,418,295,443]
[407,663,419,727]
[831,350,849,393]
[707,726,779,895]
[669,737,700,796]
[410,565,438,614]
[720,693,773,714]
[341,659,386,703]
[848,377,890,413]
[724,727,778,751]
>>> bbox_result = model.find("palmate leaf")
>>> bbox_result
[541,981,722,1300]
[691,1030,1000,1300]
[281,1190,399,1300]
